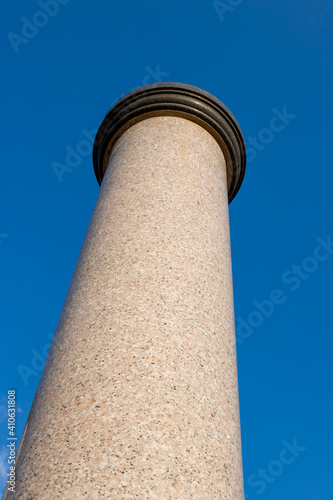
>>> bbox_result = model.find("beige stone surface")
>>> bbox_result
[5,116,244,499]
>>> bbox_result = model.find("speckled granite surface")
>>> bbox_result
[6,116,244,499]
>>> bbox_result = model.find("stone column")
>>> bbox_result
[5,83,246,499]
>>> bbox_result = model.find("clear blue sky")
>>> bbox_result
[1,0,333,498]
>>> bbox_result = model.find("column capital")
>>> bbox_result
[93,82,246,203]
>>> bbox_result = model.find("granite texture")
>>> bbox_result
[5,116,244,499]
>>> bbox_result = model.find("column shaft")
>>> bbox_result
[8,116,243,499]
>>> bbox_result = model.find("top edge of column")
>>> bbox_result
[92,82,246,203]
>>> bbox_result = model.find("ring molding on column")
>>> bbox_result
[93,82,246,203]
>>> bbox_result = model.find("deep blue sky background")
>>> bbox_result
[1,0,333,497]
